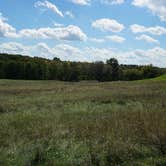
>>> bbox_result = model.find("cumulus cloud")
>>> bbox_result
[0,42,88,61]
[92,18,124,32]
[130,24,166,35]
[19,25,87,41]
[31,42,55,59]
[131,47,166,67]
[0,42,28,55]
[0,15,18,38]
[0,12,86,41]
[106,35,125,43]
[0,13,86,41]
[70,0,91,5]
[34,0,64,17]
[101,0,124,5]
[132,0,166,21]
[52,44,88,61]
[1,42,166,67]
[136,34,159,44]
[67,46,166,67]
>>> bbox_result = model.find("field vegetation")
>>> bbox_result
[0,78,166,165]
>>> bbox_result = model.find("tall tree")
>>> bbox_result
[106,58,119,81]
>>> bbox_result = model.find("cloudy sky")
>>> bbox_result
[0,0,166,67]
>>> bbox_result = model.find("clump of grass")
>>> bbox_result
[0,105,6,113]
[0,104,15,113]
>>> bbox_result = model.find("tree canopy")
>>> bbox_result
[0,53,165,81]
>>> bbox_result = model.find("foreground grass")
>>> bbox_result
[0,79,166,166]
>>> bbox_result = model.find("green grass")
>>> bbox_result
[152,74,166,81]
[0,79,166,165]
[135,74,166,83]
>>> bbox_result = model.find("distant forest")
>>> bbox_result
[0,53,165,81]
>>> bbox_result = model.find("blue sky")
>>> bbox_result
[0,0,166,67]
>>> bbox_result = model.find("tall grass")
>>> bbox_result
[0,79,166,165]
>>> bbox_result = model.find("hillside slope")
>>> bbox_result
[152,74,166,81]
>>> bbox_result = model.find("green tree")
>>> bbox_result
[106,58,119,81]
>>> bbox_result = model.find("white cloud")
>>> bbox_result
[31,42,55,59]
[89,35,125,43]
[92,18,124,32]
[52,44,88,61]
[83,46,166,67]
[89,37,105,43]
[101,0,124,5]
[131,47,166,67]
[70,0,91,5]
[0,42,88,61]
[1,42,166,67]
[132,0,166,21]
[19,28,48,39]
[19,25,87,41]
[130,24,146,33]
[34,0,64,17]
[53,22,64,27]
[106,35,125,43]
[0,13,86,41]
[136,34,159,44]
[65,11,74,18]
[130,24,166,35]
[0,42,28,55]
[0,15,18,38]
[70,0,124,5]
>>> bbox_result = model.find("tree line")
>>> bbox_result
[0,53,165,81]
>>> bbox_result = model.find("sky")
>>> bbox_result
[0,0,166,67]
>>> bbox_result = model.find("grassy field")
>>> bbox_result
[0,78,166,166]
[152,74,166,81]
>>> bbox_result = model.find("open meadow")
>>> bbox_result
[0,78,166,165]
